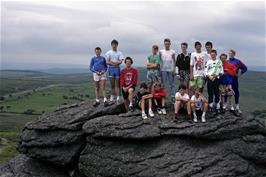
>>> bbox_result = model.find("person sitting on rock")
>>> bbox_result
[151,81,166,115]
[190,87,208,123]
[135,82,154,119]
[120,57,138,112]
[173,84,192,122]
[89,47,108,107]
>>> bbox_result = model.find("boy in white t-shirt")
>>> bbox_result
[173,84,192,122]
[159,38,176,103]
[190,88,208,123]
[189,41,208,93]
[205,50,224,114]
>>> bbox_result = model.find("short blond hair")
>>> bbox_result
[230,49,236,55]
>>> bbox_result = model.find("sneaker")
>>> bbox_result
[149,110,154,117]
[201,115,206,122]
[157,107,162,114]
[171,97,175,104]
[173,113,178,122]
[193,114,198,123]
[236,109,242,114]
[187,114,192,122]
[161,108,167,115]
[230,107,235,114]
[233,110,241,117]
[129,105,134,112]
[116,98,121,105]
[93,101,100,107]
[216,109,220,115]
[110,95,114,102]
[142,112,148,119]
[103,101,109,107]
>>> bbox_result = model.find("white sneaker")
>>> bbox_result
[157,108,162,114]
[110,95,114,102]
[116,97,121,104]
[161,108,166,115]
[142,112,148,119]
[149,110,154,117]
[236,108,242,114]
[193,114,198,122]
[201,115,206,123]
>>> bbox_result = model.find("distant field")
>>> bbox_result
[0,69,265,165]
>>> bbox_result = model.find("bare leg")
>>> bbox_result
[161,97,165,107]
[115,78,120,98]
[148,98,152,110]
[203,102,208,112]
[191,102,196,113]
[95,81,100,100]
[186,101,191,115]
[174,101,181,114]
[141,100,145,112]
[109,78,115,98]
[100,80,106,99]
[128,88,134,104]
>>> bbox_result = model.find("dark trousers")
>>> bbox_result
[207,78,220,104]
[225,76,239,104]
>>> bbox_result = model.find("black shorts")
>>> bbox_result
[122,87,135,100]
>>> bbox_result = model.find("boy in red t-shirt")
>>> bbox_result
[152,82,166,115]
[120,57,138,111]
[219,53,237,112]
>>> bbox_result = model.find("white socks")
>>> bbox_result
[216,103,220,110]
[95,99,100,102]
[129,102,133,107]
[110,95,115,101]
[103,97,107,102]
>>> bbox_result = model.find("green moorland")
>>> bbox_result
[0,69,265,164]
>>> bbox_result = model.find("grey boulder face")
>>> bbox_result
[1,100,266,177]
[16,101,126,167]
[79,112,266,177]
[0,155,69,177]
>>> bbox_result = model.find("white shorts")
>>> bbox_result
[93,73,107,82]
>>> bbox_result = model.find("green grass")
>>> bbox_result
[0,113,38,165]
[0,84,96,114]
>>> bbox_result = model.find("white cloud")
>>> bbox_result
[1,1,265,68]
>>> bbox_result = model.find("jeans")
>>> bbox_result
[207,78,220,104]
[161,71,175,98]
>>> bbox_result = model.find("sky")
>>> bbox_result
[1,1,266,69]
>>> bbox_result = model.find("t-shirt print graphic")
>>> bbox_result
[195,56,204,71]
[125,73,133,86]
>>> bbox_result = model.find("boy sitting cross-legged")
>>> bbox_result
[151,81,166,115]
[89,47,108,107]
[173,84,192,122]
[135,82,155,119]
[120,57,138,112]
[190,88,208,123]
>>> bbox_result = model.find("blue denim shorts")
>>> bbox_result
[108,67,120,78]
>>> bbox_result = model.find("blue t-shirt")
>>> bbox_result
[89,55,107,73]
[105,50,124,68]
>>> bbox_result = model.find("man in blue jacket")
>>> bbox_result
[224,49,247,116]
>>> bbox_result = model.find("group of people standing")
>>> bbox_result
[89,39,247,122]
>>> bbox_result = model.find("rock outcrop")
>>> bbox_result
[1,100,266,177]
